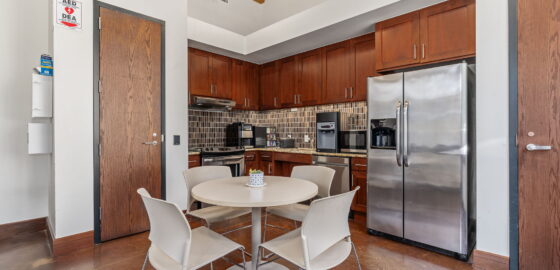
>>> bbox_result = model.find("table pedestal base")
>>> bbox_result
[226,261,288,270]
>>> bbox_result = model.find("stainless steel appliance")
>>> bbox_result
[279,138,295,148]
[252,126,267,148]
[190,96,236,111]
[339,130,367,153]
[316,112,340,153]
[367,62,475,260]
[226,122,254,148]
[312,155,350,196]
[201,146,245,176]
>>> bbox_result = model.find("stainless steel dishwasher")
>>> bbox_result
[312,155,350,196]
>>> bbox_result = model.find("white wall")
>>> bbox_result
[51,0,188,238]
[0,0,50,225]
[475,0,510,257]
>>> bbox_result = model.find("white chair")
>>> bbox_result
[183,166,251,233]
[263,166,335,241]
[137,188,247,270]
[257,188,362,270]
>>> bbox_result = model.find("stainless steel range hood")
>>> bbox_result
[189,96,236,111]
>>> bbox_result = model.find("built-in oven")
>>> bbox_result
[339,130,367,153]
[200,147,245,176]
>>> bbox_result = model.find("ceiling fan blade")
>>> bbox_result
[254,0,265,4]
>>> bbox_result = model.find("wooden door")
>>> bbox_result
[232,59,248,109]
[188,48,212,98]
[419,0,475,63]
[298,49,322,105]
[375,12,420,71]
[210,54,232,99]
[518,0,560,268]
[99,7,162,241]
[352,34,378,102]
[323,41,353,104]
[259,62,279,110]
[246,62,260,110]
[278,57,298,107]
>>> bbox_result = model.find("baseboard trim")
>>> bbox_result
[52,230,94,257]
[0,217,47,240]
[473,249,509,270]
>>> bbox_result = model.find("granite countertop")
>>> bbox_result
[188,151,200,156]
[246,147,367,158]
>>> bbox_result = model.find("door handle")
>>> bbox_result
[395,101,402,167]
[403,101,409,167]
[526,144,552,151]
[143,141,158,146]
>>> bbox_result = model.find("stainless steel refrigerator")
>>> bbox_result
[367,62,476,259]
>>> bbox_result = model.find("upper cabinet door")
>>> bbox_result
[298,49,322,106]
[419,0,475,63]
[375,12,421,71]
[352,34,379,102]
[278,57,298,107]
[259,62,279,110]
[323,41,353,104]
[188,48,212,97]
[210,54,232,99]
[232,59,248,109]
[246,62,260,110]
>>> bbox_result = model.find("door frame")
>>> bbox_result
[93,1,166,243]
[508,0,518,269]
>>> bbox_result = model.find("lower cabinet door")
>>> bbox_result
[351,170,367,213]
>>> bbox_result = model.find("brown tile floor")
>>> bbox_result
[0,214,473,270]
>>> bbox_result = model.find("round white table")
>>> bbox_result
[191,176,318,270]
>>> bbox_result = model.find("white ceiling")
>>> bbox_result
[188,0,446,64]
[188,0,329,35]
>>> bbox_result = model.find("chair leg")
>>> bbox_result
[351,241,362,270]
[141,251,148,270]
[256,246,262,270]
[240,248,247,270]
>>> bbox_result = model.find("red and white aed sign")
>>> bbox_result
[56,0,82,30]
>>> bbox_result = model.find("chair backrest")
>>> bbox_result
[137,188,192,266]
[183,166,232,211]
[300,187,359,263]
[291,166,336,198]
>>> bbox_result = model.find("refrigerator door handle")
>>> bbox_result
[403,101,410,167]
[396,101,403,167]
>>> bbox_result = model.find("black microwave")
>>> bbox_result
[339,130,367,153]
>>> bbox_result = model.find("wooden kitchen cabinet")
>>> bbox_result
[188,154,201,168]
[419,0,475,63]
[273,152,313,177]
[188,48,232,100]
[375,12,421,71]
[233,60,259,110]
[351,157,368,214]
[278,57,298,107]
[259,151,274,175]
[244,151,259,175]
[259,62,280,110]
[298,49,322,105]
[375,0,475,72]
[351,34,379,101]
[322,41,353,104]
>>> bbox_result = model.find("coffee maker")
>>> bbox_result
[316,112,340,153]
[226,122,254,148]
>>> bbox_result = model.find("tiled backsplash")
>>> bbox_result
[188,101,367,149]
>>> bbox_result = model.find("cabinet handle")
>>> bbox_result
[349,87,353,99]
[298,95,301,104]
[268,163,272,174]
[413,44,417,59]
[422,44,426,59]
[354,164,367,167]
[274,97,277,107]
[345,88,348,99]
[294,94,297,104]
[248,98,250,107]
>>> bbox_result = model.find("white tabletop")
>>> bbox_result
[192,176,318,208]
